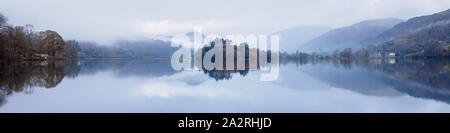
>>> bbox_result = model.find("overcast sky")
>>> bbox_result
[1,0,450,44]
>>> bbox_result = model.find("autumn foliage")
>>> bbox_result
[0,13,80,63]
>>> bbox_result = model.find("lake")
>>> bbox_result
[0,59,449,113]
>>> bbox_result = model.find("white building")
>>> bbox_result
[388,52,396,58]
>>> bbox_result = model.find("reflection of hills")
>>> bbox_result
[368,59,449,90]
[297,59,450,104]
[78,59,179,78]
[0,61,80,106]
[363,59,450,103]
[302,61,403,97]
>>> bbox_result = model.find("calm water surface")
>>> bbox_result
[0,59,449,112]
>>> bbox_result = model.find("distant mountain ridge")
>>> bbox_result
[301,18,404,52]
[375,9,450,43]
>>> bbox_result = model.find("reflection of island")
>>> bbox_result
[201,69,249,81]
[291,59,450,104]
[0,61,81,106]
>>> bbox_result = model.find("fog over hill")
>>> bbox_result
[375,8,450,43]
[300,18,404,53]
[276,26,331,53]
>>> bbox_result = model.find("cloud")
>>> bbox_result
[364,0,382,7]
[134,19,242,36]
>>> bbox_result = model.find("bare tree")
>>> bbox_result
[0,13,7,28]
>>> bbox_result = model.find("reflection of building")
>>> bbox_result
[38,61,48,66]
[388,59,396,64]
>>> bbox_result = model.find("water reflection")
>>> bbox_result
[201,69,249,81]
[0,61,80,106]
[288,59,450,104]
[78,59,178,77]
[0,58,449,112]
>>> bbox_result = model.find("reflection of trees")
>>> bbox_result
[354,59,449,90]
[65,60,81,78]
[201,69,250,81]
[286,58,450,104]
[35,62,66,88]
[308,59,450,90]
[0,61,80,107]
